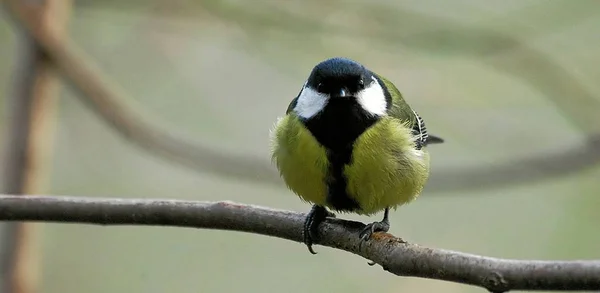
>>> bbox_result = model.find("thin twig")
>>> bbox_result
[0,195,598,292]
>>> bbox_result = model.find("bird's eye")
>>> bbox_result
[316,83,325,92]
[358,79,365,88]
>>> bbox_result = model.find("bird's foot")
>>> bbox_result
[359,219,390,241]
[303,205,334,254]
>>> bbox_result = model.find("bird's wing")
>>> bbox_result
[412,110,444,148]
[376,74,444,148]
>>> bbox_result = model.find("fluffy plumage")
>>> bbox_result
[270,57,442,253]
[271,114,428,215]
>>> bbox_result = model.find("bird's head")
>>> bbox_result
[293,57,389,119]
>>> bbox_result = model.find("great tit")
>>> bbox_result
[270,57,443,254]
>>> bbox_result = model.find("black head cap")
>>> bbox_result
[306,57,374,97]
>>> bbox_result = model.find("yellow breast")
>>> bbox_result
[270,115,329,206]
[270,115,430,215]
[344,117,430,215]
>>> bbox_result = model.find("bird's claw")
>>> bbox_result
[303,205,334,254]
[359,220,390,241]
[304,226,319,255]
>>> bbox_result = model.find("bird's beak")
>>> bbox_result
[337,88,349,98]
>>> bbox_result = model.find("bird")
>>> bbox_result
[270,57,444,254]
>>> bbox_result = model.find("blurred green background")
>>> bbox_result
[1,1,600,292]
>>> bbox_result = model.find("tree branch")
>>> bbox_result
[1,1,70,293]
[0,195,598,292]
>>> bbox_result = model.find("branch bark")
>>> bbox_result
[0,195,598,292]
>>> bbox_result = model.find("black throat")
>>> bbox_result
[302,98,379,212]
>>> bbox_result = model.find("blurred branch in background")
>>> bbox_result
[2,0,282,186]
[10,0,599,195]
[0,195,599,292]
[0,1,71,293]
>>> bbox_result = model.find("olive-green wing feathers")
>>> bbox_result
[375,74,415,124]
[375,74,444,148]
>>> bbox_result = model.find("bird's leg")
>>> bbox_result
[303,205,335,254]
[359,207,390,241]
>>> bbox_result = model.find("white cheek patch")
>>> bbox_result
[293,85,328,119]
[356,77,387,116]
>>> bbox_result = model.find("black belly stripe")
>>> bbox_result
[302,98,379,212]
[325,146,359,211]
